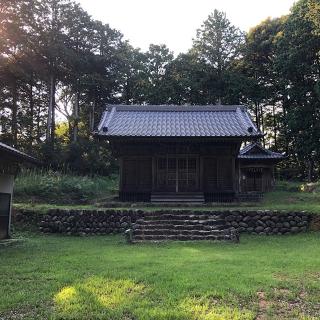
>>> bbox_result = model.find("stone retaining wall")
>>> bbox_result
[224,210,310,235]
[14,209,313,236]
[13,209,42,228]
[39,209,142,236]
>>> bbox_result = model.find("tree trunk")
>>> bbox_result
[255,102,260,130]
[50,78,56,145]
[89,100,96,132]
[46,74,55,143]
[308,158,314,182]
[73,90,80,142]
[11,80,18,147]
[282,96,289,155]
[36,86,42,143]
[28,79,34,148]
[273,104,277,150]
[259,103,265,147]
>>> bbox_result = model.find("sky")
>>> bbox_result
[77,0,296,55]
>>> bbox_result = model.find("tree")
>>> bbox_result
[143,44,174,104]
[117,43,148,104]
[239,17,287,146]
[192,9,245,103]
[275,0,320,180]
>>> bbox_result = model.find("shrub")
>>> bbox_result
[14,169,118,204]
[274,180,302,192]
[301,182,320,193]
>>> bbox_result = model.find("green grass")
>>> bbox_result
[133,189,320,212]
[1,232,320,319]
[13,203,98,214]
[14,170,118,205]
[14,188,320,215]
[13,175,320,214]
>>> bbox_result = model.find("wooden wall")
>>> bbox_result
[120,157,152,192]
[115,139,241,194]
[239,164,275,192]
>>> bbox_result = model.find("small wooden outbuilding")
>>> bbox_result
[238,142,285,193]
[0,142,38,239]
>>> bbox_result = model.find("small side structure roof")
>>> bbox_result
[0,142,39,164]
[238,142,285,160]
[97,105,262,138]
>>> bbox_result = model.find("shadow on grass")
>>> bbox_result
[53,276,254,320]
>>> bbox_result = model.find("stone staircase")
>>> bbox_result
[126,211,239,242]
[151,192,205,203]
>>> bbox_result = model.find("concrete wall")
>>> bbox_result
[0,174,14,239]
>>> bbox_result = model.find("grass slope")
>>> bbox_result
[1,233,320,319]
[11,169,320,213]
[13,173,320,213]
[14,170,118,204]
[14,186,320,214]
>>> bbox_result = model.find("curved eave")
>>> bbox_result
[238,156,286,162]
[95,133,263,140]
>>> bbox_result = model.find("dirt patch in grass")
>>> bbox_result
[0,302,53,320]
[310,215,320,231]
[256,291,269,320]
[255,287,320,319]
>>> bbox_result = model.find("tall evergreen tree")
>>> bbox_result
[275,0,320,180]
[192,9,245,103]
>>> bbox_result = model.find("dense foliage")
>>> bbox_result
[14,169,118,204]
[0,0,319,179]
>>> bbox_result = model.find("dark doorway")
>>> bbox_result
[0,193,11,240]
[244,168,263,192]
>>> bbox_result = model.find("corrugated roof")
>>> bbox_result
[0,142,39,164]
[97,105,262,138]
[238,142,285,160]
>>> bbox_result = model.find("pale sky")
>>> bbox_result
[77,0,296,54]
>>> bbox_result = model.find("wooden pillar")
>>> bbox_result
[152,156,156,192]
[238,163,242,193]
[232,157,236,193]
[199,156,204,192]
[119,157,123,193]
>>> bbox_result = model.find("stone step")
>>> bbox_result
[151,199,204,203]
[128,210,238,243]
[151,192,204,195]
[151,193,205,203]
[142,214,224,221]
[133,224,228,231]
[151,193,204,196]
[151,195,205,199]
[136,219,226,226]
[133,234,234,242]
[133,229,231,236]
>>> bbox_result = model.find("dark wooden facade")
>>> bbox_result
[111,139,242,201]
[238,162,275,192]
[238,143,285,193]
[96,105,268,202]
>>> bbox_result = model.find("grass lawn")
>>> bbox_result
[13,176,320,214]
[1,232,320,319]
[14,188,320,214]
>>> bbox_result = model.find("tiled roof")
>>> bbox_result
[0,142,39,163]
[238,142,285,160]
[97,105,262,138]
